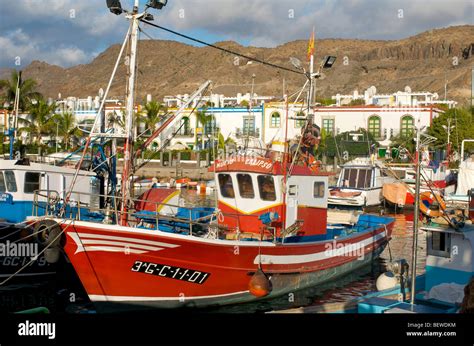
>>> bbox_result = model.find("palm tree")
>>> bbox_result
[194,108,214,149]
[54,112,81,150]
[18,98,56,155]
[143,101,167,135]
[0,70,42,111]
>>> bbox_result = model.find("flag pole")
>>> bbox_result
[308,27,315,124]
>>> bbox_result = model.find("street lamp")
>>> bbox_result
[442,118,455,159]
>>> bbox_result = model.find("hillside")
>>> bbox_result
[3,25,473,105]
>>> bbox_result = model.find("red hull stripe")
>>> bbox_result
[255,230,386,265]
[68,232,180,254]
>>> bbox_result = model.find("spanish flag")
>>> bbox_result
[307,28,315,61]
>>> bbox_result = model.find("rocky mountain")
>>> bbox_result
[2,25,473,105]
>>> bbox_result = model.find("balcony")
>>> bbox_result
[235,127,260,138]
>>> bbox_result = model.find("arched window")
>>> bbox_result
[270,112,281,128]
[400,115,414,138]
[368,115,381,139]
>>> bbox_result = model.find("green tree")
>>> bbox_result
[142,101,167,135]
[18,98,56,155]
[427,108,474,153]
[348,99,365,106]
[54,112,81,150]
[315,98,336,106]
[0,70,42,111]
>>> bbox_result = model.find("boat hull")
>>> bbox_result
[58,217,393,311]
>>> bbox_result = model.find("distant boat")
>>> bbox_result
[328,157,396,208]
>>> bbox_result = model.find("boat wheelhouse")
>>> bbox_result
[0,159,97,224]
[329,158,396,208]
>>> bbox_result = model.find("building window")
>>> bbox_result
[368,115,381,139]
[24,172,40,194]
[237,174,254,199]
[400,115,414,138]
[218,174,235,198]
[204,117,216,135]
[322,118,335,134]
[313,182,325,198]
[243,117,256,136]
[270,112,281,128]
[295,112,306,128]
[257,175,276,201]
[178,117,191,136]
[4,171,17,192]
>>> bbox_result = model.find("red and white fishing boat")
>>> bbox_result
[49,153,394,311]
[29,1,395,312]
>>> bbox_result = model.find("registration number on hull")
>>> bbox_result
[131,260,210,284]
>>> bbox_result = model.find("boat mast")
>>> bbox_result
[9,71,21,160]
[120,0,140,225]
[409,124,422,305]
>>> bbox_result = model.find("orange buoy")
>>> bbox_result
[248,268,272,297]
[419,191,446,217]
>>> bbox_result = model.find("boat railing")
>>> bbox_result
[31,189,223,237]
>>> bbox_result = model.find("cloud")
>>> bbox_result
[0,0,472,68]
[0,28,91,67]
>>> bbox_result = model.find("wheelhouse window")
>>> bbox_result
[427,231,451,258]
[218,174,235,198]
[368,115,381,139]
[0,172,5,193]
[4,171,17,192]
[341,168,372,188]
[313,182,325,198]
[257,175,276,201]
[24,172,41,194]
[270,112,281,128]
[237,174,254,199]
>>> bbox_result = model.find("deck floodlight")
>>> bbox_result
[146,0,168,10]
[106,0,123,15]
[322,55,336,69]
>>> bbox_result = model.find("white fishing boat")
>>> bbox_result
[328,157,396,208]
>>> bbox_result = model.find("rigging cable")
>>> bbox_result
[139,19,304,76]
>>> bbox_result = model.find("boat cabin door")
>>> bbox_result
[285,183,298,228]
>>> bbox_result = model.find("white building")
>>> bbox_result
[263,103,443,147]
[332,86,457,109]
[160,106,264,150]
[163,93,274,108]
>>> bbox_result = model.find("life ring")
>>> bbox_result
[33,219,62,248]
[419,191,446,217]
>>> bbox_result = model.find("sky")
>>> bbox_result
[0,0,472,68]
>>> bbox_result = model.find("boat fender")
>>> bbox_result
[248,268,272,297]
[375,271,398,291]
[33,220,62,248]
